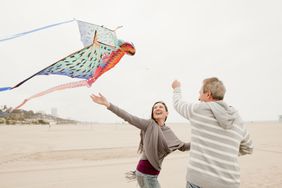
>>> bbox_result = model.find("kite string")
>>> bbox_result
[0,19,76,42]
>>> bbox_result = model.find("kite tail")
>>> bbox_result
[14,80,91,110]
[0,87,12,92]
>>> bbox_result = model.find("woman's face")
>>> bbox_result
[152,103,168,121]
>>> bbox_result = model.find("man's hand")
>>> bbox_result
[172,80,181,89]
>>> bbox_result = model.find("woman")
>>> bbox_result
[90,93,190,188]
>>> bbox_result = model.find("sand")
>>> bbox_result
[0,122,281,188]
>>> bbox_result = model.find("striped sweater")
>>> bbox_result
[173,87,253,188]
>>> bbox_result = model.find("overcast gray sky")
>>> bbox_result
[1,0,282,123]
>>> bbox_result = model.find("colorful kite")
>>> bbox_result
[0,20,135,109]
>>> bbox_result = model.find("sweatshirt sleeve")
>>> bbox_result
[239,127,254,155]
[107,103,150,130]
[173,87,192,120]
[178,142,191,151]
[165,127,190,152]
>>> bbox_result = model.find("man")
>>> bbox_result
[171,77,253,188]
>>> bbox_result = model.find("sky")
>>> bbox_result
[0,0,282,123]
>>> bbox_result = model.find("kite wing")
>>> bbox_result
[77,20,118,47]
[38,40,115,80]
[14,40,135,109]
[4,42,115,91]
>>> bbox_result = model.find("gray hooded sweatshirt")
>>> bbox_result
[173,87,253,188]
[107,103,190,171]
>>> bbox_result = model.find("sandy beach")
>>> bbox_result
[0,122,281,188]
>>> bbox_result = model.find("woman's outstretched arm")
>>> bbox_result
[90,93,150,130]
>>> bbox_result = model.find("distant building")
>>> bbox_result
[37,110,46,115]
[51,108,58,117]
[279,115,282,122]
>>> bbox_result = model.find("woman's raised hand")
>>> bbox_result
[90,93,110,108]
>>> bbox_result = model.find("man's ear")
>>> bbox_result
[207,90,213,99]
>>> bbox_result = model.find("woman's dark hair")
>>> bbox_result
[138,101,168,153]
[151,101,168,122]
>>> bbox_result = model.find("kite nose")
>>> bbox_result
[128,43,136,56]
[128,48,136,56]
[120,42,136,56]
[130,43,136,55]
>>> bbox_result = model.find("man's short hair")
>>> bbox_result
[203,77,226,100]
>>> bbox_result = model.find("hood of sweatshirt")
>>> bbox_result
[207,101,240,129]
